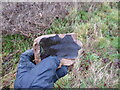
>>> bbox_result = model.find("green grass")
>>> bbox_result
[2,34,33,76]
[2,2,119,88]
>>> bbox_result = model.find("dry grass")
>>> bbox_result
[71,54,119,88]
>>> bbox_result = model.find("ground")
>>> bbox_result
[1,2,120,88]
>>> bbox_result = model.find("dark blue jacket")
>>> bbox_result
[14,49,68,88]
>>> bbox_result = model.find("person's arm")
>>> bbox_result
[14,49,68,88]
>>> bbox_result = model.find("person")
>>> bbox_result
[14,49,68,88]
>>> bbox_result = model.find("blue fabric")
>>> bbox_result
[14,49,68,88]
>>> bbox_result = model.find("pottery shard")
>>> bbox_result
[33,33,83,66]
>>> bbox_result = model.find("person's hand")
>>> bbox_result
[14,49,68,88]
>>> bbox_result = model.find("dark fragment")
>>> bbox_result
[39,35,81,60]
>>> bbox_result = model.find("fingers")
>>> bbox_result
[53,65,68,83]
[20,49,34,62]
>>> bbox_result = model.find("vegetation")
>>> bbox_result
[2,2,119,88]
